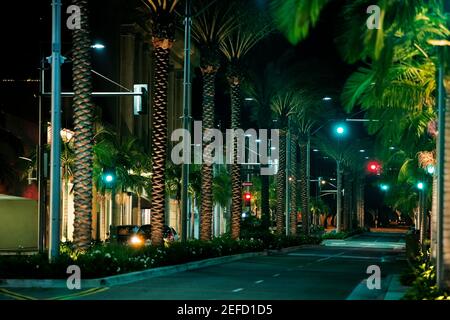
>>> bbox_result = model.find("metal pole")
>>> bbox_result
[48,0,62,262]
[336,160,342,232]
[181,0,192,242]
[285,118,291,236]
[38,59,47,253]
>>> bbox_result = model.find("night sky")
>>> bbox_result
[0,0,386,219]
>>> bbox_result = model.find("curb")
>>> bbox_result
[267,244,317,255]
[0,251,268,289]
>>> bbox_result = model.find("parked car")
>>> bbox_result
[110,225,140,244]
[130,224,179,247]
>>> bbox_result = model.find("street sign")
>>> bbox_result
[242,182,253,187]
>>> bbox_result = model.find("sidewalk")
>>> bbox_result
[384,274,409,300]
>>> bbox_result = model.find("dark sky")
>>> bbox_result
[0,0,384,215]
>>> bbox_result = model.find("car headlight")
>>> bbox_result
[130,235,143,246]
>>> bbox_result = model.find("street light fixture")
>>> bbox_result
[91,43,105,50]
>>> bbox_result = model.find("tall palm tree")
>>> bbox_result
[192,0,236,241]
[314,135,361,232]
[291,91,334,234]
[271,92,298,234]
[71,0,95,250]
[61,139,75,241]
[219,4,272,239]
[146,0,180,245]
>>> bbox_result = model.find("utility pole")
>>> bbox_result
[306,132,311,233]
[181,0,192,242]
[48,0,63,262]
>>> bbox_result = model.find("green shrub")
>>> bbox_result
[401,252,450,300]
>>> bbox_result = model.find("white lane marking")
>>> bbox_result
[232,288,244,293]
[317,252,345,262]
[255,280,264,284]
[272,273,280,277]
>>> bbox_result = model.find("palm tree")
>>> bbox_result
[61,139,75,241]
[291,91,334,234]
[192,0,236,241]
[314,135,361,232]
[271,92,298,234]
[270,0,330,46]
[219,3,272,239]
[71,0,95,250]
[146,0,180,245]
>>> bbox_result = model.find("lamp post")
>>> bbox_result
[181,0,192,242]
[48,0,63,262]
[335,124,346,233]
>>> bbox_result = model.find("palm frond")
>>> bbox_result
[270,0,329,45]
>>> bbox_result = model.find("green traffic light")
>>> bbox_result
[417,182,424,190]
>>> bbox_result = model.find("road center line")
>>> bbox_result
[232,288,244,293]
[255,280,264,284]
[272,273,280,277]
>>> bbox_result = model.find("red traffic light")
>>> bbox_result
[367,161,382,174]
[244,192,252,200]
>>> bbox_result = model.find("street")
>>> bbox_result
[0,232,407,300]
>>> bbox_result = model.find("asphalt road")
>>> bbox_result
[0,232,407,300]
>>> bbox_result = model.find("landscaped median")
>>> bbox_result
[0,234,320,287]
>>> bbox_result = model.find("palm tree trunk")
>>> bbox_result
[439,69,450,288]
[229,79,242,239]
[261,174,270,229]
[299,142,308,234]
[356,176,365,228]
[200,69,217,241]
[62,168,69,241]
[150,40,172,246]
[290,136,297,235]
[72,0,94,250]
[336,160,342,232]
[431,173,437,262]
[137,195,142,226]
[276,132,286,234]
[343,172,352,231]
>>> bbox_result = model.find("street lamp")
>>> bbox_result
[91,43,105,50]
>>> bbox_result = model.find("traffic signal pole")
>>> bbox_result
[48,0,63,262]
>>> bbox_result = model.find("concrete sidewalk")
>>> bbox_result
[384,274,409,300]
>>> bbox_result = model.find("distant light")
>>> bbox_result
[359,149,365,153]
[365,156,369,160]
[389,146,395,150]
[380,184,389,191]
[417,182,424,190]
[105,175,114,183]
[245,97,256,101]
[270,147,276,150]
[91,43,105,49]
[323,97,332,101]
[256,139,261,143]
[245,134,252,137]
[426,165,435,175]
[323,156,329,159]
[336,126,345,135]
[313,149,319,152]
[321,180,326,185]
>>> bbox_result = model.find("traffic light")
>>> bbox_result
[367,161,381,175]
[102,167,116,188]
[243,192,252,207]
